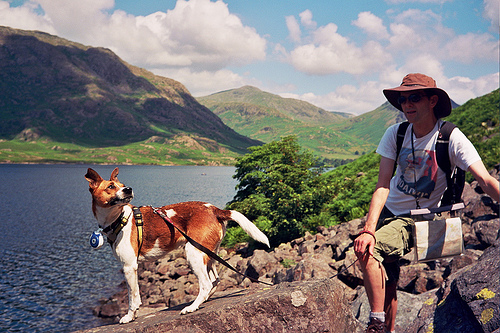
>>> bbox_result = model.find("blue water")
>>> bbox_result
[0,164,237,333]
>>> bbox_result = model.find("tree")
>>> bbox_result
[226,136,331,247]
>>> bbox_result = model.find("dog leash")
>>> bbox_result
[151,206,274,287]
[327,246,369,280]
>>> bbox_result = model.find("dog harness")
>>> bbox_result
[133,207,144,255]
[102,207,144,256]
[102,211,130,245]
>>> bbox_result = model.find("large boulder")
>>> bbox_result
[404,239,499,333]
[79,279,364,333]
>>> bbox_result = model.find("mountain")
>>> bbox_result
[329,101,406,146]
[197,85,351,124]
[197,86,370,162]
[0,26,260,165]
[197,86,395,162]
[197,86,464,163]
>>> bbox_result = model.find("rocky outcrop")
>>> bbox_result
[86,169,499,332]
[404,238,499,333]
[82,279,363,333]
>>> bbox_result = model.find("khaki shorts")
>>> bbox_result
[373,215,414,283]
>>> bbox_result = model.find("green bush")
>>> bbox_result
[225,136,333,247]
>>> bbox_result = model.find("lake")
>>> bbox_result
[0,164,238,333]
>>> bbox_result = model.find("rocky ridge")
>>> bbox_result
[86,166,499,333]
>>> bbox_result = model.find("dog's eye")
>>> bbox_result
[107,184,115,190]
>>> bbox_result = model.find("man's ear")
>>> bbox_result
[429,94,439,109]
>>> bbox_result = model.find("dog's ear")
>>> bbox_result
[110,167,119,182]
[85,168,103,190]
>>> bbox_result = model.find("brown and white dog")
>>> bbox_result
[85,167,269,324]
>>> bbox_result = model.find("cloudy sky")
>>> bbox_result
[1,0,498,114]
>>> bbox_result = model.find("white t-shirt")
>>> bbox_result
[376,120,481,216]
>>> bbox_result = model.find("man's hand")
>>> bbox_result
[354,232,376,258]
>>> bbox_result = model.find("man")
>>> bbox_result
[353,73,499,333]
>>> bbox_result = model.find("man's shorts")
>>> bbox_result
[373,209,414,283]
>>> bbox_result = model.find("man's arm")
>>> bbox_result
[354,156,394,257]
[468,160,500,202]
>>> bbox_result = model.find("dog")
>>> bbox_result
[85,167,269,324]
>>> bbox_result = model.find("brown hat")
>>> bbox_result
[383,73,451,118]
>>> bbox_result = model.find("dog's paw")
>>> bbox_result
[180,304,198,315]
[119,311,137,324]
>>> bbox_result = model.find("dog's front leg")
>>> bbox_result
[120,262,142,324]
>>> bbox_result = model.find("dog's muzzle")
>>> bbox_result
[110,187,134,205]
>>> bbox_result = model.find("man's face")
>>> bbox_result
[399,90,437,125]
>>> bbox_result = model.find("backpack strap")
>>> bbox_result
[436,121,465,205]
[393,121,410,175]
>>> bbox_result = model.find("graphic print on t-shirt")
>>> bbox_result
[396,147,438,199]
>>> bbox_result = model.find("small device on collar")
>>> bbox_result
[90,229,104,249]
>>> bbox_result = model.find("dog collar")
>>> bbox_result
[102,211,130,245]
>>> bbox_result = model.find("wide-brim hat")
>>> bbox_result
[383,73,451,118]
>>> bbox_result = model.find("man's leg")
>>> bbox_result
[384,281,398,332]
[359,254,386,313]
[361,216,412,331]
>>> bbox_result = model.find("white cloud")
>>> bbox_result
[155,67,260,97]
[442,32,499,63]
[299,10,317,30]
[0,1,55,33]
[386,8,498,65]
[285,15,301,43]
[287,22,392,75]
[34,0,114,38]
[352,11,390,40]
[445,72,499,105]
[0,0,267,72]
[483,0,499,29]
[282,69,499,115]
[400,54,446,79]
[281,80,389,115]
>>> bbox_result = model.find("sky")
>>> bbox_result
[0,0,498,115]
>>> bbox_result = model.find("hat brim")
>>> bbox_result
[383,86,451,118]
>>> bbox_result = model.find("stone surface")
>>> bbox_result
[77,279,364,333]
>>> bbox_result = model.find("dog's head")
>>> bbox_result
[85,167,134,209]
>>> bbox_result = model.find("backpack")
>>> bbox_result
[394,121,465,206]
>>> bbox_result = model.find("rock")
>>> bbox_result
[452,240,499,332]
[352,288,438,332]
[474,217,500,248]
[245,249,278,279]
[404,239,500,333]
[78,279,364,333]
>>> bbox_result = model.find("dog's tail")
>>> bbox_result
[229,210,270,248]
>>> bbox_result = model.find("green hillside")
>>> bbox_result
[0,26,260,165]
[198,86,467,163]
[198,86,404,162]
[329,102,406,146]
[198,86,377,162]
[443,89,499,172]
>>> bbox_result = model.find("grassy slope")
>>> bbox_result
[197,86,387,161]
[0,135,242,166]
